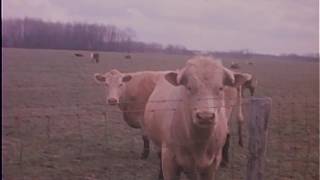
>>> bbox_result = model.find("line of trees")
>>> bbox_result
[2,17,192,54]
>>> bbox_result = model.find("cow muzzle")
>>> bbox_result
[107,98,119,105]
[195,110,215,127]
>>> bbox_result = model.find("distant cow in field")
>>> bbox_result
[94,69,169,159]
[241,73,258,97]
[143,57,251,179]
[247,61,253,65]
[230,62,240,69]
[74,53,83,57]
[125,54,131,59]
[90,53,99,63]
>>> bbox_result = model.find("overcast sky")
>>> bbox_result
[2,0,319,55]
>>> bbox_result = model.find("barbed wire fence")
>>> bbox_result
[3,96,319,180]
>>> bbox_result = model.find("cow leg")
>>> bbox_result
[202,157,220,180]
[158,151,181,179]
[158,151,163,179]
[241,87,245,97]
[236,87,244,147]
[238,122,243,147]
[221,133,230,167]
[141,135,150,159]
[200,169,216,180]
[249,87,255,96]
[161,146,180,180]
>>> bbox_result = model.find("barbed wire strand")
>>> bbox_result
[2,100,252,119]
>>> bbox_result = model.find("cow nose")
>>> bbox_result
[196,111,215,124]
[107,98,118,105]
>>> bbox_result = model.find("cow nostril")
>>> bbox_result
[107,98,118,104]
[196,113,203,120]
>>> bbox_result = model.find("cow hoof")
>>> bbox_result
[220,161,228,168]
[158,173,164,179]
[140,152,149,160]
[239,141,244,147]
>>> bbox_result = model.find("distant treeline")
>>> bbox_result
[210,51,319,62]
[2,18,192,54]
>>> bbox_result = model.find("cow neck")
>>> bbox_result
[189,123,215,153]
[187,94,215,147]
[119,82,138,110]
[169,89,192,148]
[189,122,220,169]
[122,75,155,111]
[171,96,214,149]
[168,89,218,169]
[118,90,131,111]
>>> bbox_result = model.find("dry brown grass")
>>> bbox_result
[2,48,319,180]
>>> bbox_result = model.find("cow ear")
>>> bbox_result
[94,73,106,84]
[223,68,252,87]
[223,68,235,86]
[122,75,132,82]
[165,72,179,86]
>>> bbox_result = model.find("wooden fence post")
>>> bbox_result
[246,97,272,180]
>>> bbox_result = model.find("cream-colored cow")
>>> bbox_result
[143,56,251,179]
[94,69,169,159]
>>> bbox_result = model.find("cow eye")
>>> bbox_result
[219,87,224,91]
[186,86,192,91]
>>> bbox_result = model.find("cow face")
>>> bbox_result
[94,69,132,106]
[165,58,250,129]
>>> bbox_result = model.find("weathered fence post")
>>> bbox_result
[246,97,272,180]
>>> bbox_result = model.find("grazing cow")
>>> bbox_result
[74,53,83,57]
[247,61,253,65]
[143,57,251,179]
[241,73,258,97]
[91,53,99,63]
[230,62,240,69]
[125,54,132,59]
[94,69,169,159]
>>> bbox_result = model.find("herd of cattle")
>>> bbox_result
[75,52,132,63]
[93,56,258,180]
[229,61,254,70]
[74,52,100,63]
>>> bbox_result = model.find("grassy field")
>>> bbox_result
[2,48,319,180]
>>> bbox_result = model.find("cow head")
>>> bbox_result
[94,69,132,106]
[165,57,250,129]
